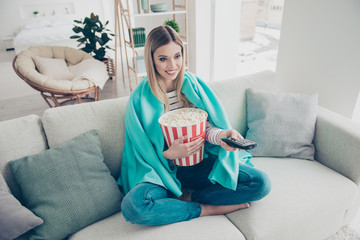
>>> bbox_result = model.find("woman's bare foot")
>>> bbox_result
[200,203,250,217]
[176,190,250,216]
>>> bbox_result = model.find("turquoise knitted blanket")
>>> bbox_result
[117,72,253,197]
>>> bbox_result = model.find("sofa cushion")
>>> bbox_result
[226,158,358,240]
[0,115,47,200]
[42,97,128,179]
[0,173,43,240]
[208,70,278,136]
[9,130,122,240]
[69,213,245,240]
[245,89,318,160]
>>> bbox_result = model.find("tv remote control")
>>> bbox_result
[221,138,257,150]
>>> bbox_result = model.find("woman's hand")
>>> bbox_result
[218,129,244,152]
[163,136,205,160]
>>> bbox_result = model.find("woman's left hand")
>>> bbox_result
[218,129,244,152]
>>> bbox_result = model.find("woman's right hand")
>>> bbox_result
[163,136,205,160]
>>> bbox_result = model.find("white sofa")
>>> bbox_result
[1,71,359,240]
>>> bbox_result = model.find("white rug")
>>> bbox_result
[326,225,360,240]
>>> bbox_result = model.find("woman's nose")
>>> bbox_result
[168,59,177,68]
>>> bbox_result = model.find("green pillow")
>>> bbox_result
[9,130,122,240]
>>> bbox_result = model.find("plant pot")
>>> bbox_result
[102,58,115,80]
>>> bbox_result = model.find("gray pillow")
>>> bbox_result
[9,130,122,240]
[245,88,318,160]
[0,173,43,240]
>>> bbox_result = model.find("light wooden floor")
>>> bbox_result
[0,50,135,122]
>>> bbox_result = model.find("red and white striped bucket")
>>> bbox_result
[159,108,207,166]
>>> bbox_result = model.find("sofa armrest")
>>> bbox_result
[314,106,360,185]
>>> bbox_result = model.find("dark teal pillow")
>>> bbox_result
[9,130,122,240]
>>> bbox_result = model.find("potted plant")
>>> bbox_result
[71,13,115,79]
[164,19,179,33]
[71,12,114,61]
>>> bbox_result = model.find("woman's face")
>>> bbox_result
[153,41,183,87]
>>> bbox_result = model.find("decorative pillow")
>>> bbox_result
[9,130,122,240]
[245,88,318,160]
[32,56,74,80]
[0,173,43,240]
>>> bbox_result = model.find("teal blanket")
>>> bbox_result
[117,72,253,197]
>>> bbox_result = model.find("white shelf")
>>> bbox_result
[131,40,187,50]
[134,10,186,17]
[134,46,145,51]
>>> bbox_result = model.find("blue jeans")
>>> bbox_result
[121,156,271,225]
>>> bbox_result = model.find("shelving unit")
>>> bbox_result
[114,0,188,91]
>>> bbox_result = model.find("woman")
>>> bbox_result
[118,25,270,225]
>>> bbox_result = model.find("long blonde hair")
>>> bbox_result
[144,25,189,112]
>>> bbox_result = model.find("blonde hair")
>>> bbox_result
[144,25,189,112]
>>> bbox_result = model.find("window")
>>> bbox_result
[237,0,284,76]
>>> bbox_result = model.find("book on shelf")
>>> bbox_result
[129,27,146,48]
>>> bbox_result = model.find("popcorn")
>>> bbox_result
[158,108,208,166]
[159,108,207,127]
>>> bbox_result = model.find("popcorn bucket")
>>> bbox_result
[158,108,207,166]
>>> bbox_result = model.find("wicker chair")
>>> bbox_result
[12,46,100,108]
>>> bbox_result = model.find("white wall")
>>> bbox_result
[353,93,360,123]
[189,0,241,82]
[213,0,241,81]
[0,0,112,40]
[276,0,360,118]
[188,0,212,81]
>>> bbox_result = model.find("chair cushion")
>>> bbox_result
[32,56,74,80]
[226,158,358,240]
[69,213,245,240]
[9,130,123,240]
[15,46,95,91]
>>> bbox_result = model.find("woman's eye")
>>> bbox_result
[159,57,167,62]
[175,54,181,59]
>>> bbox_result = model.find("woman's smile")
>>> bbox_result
[153,41,183,90]
[166,69,178,76]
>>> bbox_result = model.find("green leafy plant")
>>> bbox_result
[164,19,179,33]
[33,11,39,16]
[70,13,114,61]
